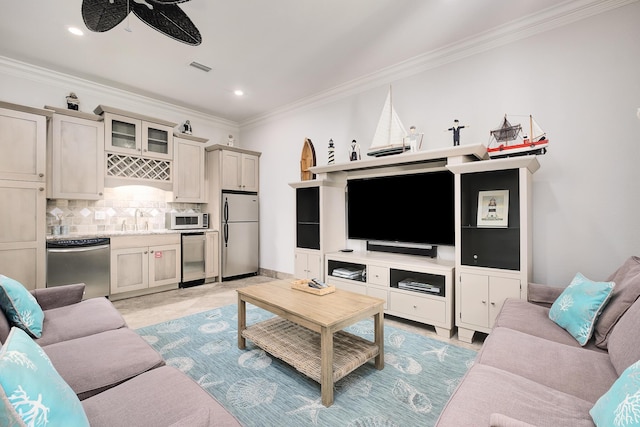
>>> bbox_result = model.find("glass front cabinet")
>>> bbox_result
[96,106,175,161]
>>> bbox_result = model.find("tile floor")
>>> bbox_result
[112,275,484,351]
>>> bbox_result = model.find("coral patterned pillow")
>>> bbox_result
[590,359,640,426]
[0,327,89,426]
[0,275,44,338]
[549,272,614,346]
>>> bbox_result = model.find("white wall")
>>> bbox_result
[242,3,640,285]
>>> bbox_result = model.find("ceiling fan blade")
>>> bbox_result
[132,3,201,45]
[146,0,192,4]
[82,0,129,32]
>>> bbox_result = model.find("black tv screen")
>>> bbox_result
[347,170,455,246]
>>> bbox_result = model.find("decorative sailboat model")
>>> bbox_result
[367,87,409,157]
[487,114,549,159]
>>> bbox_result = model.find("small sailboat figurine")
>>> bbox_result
[487,114,549,159]
[367,86,409,157]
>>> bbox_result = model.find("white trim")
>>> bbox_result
[240,0,638,129]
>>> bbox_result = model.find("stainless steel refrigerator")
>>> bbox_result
[222,192,259,280]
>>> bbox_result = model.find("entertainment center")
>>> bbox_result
[289,144,539,342]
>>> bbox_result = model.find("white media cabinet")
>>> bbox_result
[325,250,455,337]
[291,144,537,342]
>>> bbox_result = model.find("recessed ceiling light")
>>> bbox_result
[68,27,84,36]
[234,90,244,96]
[189,61,212,72]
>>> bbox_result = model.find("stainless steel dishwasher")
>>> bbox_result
[46,238,110,299]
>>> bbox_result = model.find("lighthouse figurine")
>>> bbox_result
[328,139,335,164]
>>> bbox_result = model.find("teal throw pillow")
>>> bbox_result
[549,272,615,346]
[0,275,44,338]
[590,359,640,426]
[0,327,90,427]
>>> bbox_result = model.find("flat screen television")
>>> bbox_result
[347,170,455,246]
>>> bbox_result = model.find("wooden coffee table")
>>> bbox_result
[237,280,384,407]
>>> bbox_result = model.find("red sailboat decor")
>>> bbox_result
[487,114,549,159]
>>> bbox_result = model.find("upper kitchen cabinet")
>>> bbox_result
[206,145,260,193]
[173,133,207,203]
[95,105,176,161]
[45,106,104,200]
[0,101,51,290]
[0,102,49,182]
[94,105,177,189]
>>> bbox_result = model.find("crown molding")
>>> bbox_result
[240,0,638,129]
[0,56,238,129]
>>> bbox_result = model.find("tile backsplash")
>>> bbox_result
[46,185,202,235]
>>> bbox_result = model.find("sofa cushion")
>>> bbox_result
[0,275,44,338]
[489,413,537,427]
[42,328,165,400]
[34,297,126,346]
[476,327,618,403]
[548,272,614,346]
[590,360,640,426]
[594,255,640,349]
[0,327,89,427]
[494,299,603,349]
[435,364,595,426]
[82,366,241,427]
[606,296,640,376]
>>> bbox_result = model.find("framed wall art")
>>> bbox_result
[477,190,509,228]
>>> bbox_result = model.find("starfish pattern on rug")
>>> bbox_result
[285,395,338,425]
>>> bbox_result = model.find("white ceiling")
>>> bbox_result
[0,0,600,123]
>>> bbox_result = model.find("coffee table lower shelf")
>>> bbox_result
[241,317,379,383]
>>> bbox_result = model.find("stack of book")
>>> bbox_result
[398,278,440,294]
[331,267,364,280]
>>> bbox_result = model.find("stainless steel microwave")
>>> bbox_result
[166,212,209,230]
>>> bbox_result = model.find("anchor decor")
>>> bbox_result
[81,0,202,46]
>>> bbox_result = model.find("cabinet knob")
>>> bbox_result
[491,302,496,306]
[39,173,44,178]
[482,300,486,304]
[98,192,103,196]
[144,251,148,254]
[39,187,44,192]
[413,305,417,309]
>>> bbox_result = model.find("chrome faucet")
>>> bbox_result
[134,209,141,231]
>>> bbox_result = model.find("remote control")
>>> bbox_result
[309,278,328,289]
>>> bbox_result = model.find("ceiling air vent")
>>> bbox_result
[189,61,212,72]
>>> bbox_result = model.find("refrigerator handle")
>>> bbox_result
[223,197,229,247]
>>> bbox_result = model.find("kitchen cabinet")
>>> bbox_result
[220,149,259,192]
[45,107,104,200]
[447,156,539,343]
[205,231,219,282]
[173,133,207,203]
[110,234,181,298]
[0,102,50,290]
[96,105,176,161]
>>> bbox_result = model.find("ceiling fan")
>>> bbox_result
[81,0,202,46]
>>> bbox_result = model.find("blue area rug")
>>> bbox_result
[136,304,476,426]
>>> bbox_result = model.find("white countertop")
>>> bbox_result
[46,229,218,241]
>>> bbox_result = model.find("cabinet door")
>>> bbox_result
[174,137,205,202]
[294,250,321,279]
[488,276,521,328]
[221,150,242,190]
[0,108,46,182]
[49,114,104,200]
[205,231,219,280]
[104,113,142,155]
[142,122,173,160]
[0,180,46,289]
[241,153,259,192]
[111,247,148,294]
[149,244,181,287]
[458,272,489,328]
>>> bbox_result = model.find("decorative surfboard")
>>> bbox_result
[300,138,316,181]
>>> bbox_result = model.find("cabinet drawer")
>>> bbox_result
[367,286,388,310]
[368,265,389,286]
[390,291,446,324]
[329,278,366,295]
